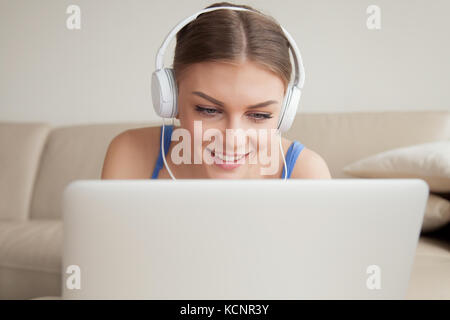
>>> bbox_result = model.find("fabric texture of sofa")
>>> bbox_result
[0,111,449,299]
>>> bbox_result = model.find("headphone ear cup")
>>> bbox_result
[277,84,301,133]
[151,68,178,118]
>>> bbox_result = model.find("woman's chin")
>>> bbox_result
[205,163,247,179]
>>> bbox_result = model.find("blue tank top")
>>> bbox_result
[151,125,305,179]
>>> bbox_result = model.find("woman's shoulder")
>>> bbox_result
[127,125,162,147]
[126,125,163,168]
[101,126,162,179]
[286,139,332,179]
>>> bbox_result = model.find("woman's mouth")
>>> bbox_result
[206,147,251,170]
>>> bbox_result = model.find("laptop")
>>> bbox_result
[61,179,428,299]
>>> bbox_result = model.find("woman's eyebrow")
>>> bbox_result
[192,91,224,107]
[192,91,277,109]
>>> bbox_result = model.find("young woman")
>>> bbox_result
[101,2,331,180]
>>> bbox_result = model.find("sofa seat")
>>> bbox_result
[406,236,450,299]
[0,220,62,299]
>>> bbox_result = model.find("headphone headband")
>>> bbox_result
[155,6,305,89]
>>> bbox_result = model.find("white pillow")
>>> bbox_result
[343,141,450,192]
[422,193,450,233]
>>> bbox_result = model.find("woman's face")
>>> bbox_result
[175,60,286,179]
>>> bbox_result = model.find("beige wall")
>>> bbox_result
[0,0,449,126]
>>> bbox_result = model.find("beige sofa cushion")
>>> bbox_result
[341,140,450,232]
[29,123,152,219]
[342,141,450,192]
[1,267,61,300]
[286,111,450,179]
[0,220,62,273]
[0,122,50,220]
[0,220,62,299]
[422,194,450,233]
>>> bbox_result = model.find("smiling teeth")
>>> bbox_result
[212,151,245,162]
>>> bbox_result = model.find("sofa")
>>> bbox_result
[1,110,449,300]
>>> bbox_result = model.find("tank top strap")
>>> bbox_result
[151,125,173,179]
[281,140,305,179]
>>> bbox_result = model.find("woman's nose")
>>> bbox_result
[220,116,249,152]
[225,115,247,132]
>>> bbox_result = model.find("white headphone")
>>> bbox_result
[151,6,306,179]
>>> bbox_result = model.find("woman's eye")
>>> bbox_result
[247,113,274,121]
[195,105,221,116]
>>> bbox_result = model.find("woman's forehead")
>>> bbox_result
[180,61,285,105]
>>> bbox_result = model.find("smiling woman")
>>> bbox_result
[101,2,331,180]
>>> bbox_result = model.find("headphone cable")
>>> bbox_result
[161,118,177,180]
[279,132,288,181]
